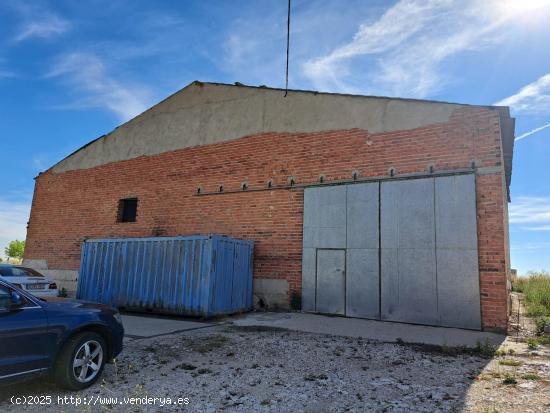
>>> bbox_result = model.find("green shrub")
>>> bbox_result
[526,338,539,350]
[534,316,550,334]
[511,276,527,293]
[502,374,517,385]
[498,359,522,366]
[474,339,497,357]
[516,272,550,317]
[526,335,550,348]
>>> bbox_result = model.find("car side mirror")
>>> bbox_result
[9,291,25,309]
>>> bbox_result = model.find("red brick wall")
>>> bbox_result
[25,106,509,330]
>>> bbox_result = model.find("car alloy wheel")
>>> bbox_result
[72,340,103,383]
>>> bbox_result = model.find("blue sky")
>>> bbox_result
[0,0,549,274]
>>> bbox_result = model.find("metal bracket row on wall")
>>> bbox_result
[193,167,476,196]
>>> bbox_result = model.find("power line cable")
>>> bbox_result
[284,0,291,97]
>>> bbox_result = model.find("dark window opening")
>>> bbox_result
[118,198,138,222]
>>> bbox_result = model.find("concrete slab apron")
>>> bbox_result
[121,315,216,338]
[232,312,505,348]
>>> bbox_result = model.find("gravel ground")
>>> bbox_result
[1,321,549,413]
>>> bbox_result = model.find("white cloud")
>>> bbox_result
[31,154,52,171]
[495,73,550,115]
[302,0,549,97]
[496,74,550,142]
[12,8,70,43]
[509,197,550,230]
[47,53,152,121]
[523,225,550,231]
[0,57,14,79]
[0,198,30,260]
[511,241,550,250]
[303,0,445,94]
[223,34,262,70]
[0,70,14,79]
[218,15,287,87]
[515,122,550,141]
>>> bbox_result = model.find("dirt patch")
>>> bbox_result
[227,325,290,333]
[185,334,230,354]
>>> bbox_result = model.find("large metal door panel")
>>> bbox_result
[435,174,481,329]
[381,178,438,325]
[435,175,478,249]
[381,178,435,249]
[346,249,379,318]
[346,183,379,318]
[316,249,346,315]
[381,248,438,324]
[303,185,346,312]
[347,183,379,249]
[436,249,480,328]
[303,186,346,249]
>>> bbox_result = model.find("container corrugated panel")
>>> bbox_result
[77,235,254,317]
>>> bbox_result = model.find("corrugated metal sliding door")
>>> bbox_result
[380,174,480,328]
[381,178,438,325]
[435,175,481,329]
[302,183,379,317]
[302,173,480,329]
[346,183,380,318]
[302,186,346,314]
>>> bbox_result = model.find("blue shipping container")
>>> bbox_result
[77,235,254,317]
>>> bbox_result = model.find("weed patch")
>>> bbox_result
[534,316,550,335]
[190,335,229,353]
[415,339,496,358]
[502,374,517,385]
[526,335,550,348]
[474,340,498,358]
[513,272,550,317]
[173,362,197,371]
[521,373,541,381]
[527,338,539,350]
[498,359,522,367]
[304,373,328,381]
[228,325,289,333]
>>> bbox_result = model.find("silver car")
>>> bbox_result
[0,264,59,298]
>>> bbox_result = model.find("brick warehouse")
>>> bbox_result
[23,81,515,332]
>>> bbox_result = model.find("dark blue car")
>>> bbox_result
[0,277,124,390]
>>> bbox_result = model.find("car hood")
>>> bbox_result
[42,298,117,314]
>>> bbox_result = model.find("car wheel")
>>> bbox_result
[54,332,107,390]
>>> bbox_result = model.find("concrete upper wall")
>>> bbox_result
[52,82,476,173]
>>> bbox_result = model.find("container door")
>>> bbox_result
[315,249,345,315]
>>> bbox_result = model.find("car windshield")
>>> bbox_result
[0,266,44,278]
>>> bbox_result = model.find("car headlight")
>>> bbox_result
[113,312,123,324]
